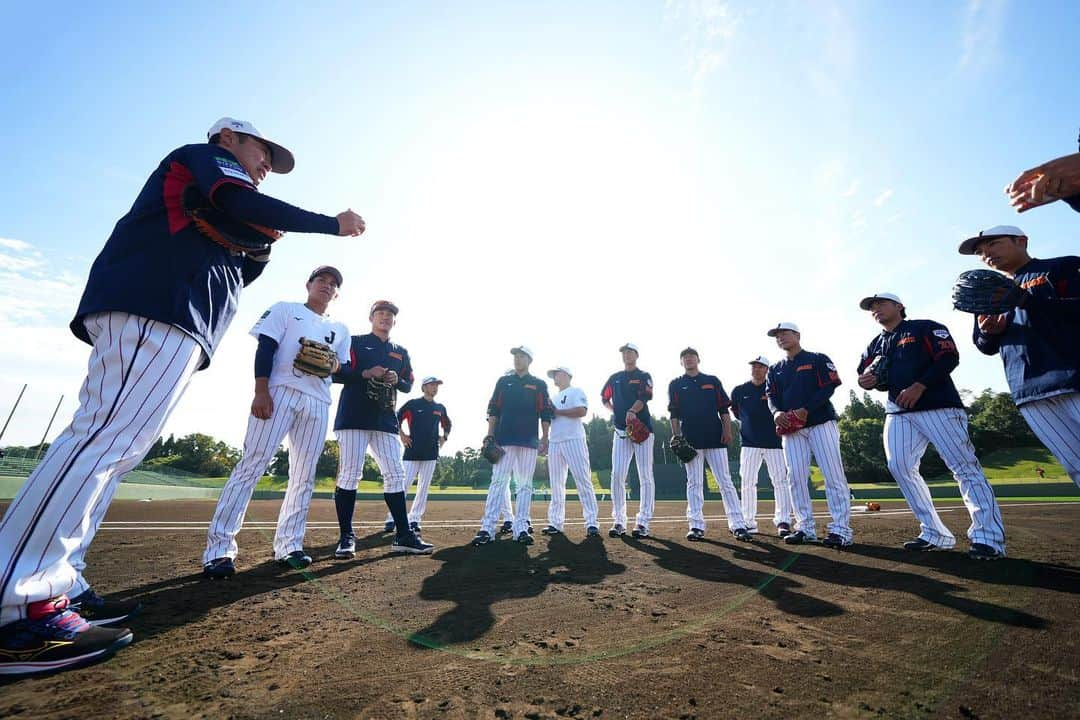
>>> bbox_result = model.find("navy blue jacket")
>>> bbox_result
[765,350,841,427]
[858,319,964,413]
[487,372,554,449]
[667,373,731,449]
[333,333,414,432]
[398,398,451,462]
[601,369,654,431]
[730,381,782,449]
[973,256,1080,404]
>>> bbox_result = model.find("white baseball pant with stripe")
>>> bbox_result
[404,460,437,524]
[335,429,405,494]
[610,432,655,529]
[885,408,1005,552]
[1018,392,1080,487]
[782,420,852,542]
[0,312,204,625]
[546,438,599,530]
[204,386,329,562]
[480,446,538,535]
[739,446,794,532]
[684,447,747,532]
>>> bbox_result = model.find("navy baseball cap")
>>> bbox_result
[309,265,343,286]
[370,300,399,315]
[679,347,699,358]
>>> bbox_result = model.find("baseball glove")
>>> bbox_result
[366,376,397,411]
[951,269,1024,315]
[775,411,807,436]
[669,435,697,463]
[293,338,336,378]
[183,184,283,257]
[481,435,505,464]
[625,416,650,443]
[865,355,890,391]
[866,501,882,512]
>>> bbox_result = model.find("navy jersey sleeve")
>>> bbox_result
[915,322,960,387]
[181,145,256,202]
[487,380,503,418]
[538,381,554,424]
[396,401,411,428]
[440,406,452,436]
[730,385,742,418]
[397,348,414,393]
[973,312,1007,355]
[715,379,731,415]
[639,373,654,402]
[765,369,781,414]
[857,338,879,375]
[667,379,681,419]
[601,375,615,407]
[214,184,339,235]
[803,354,841,410]
[332,337,365,384]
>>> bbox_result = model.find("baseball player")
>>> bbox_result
[667,348,753,542]
[960,227,1080,488]
[0,117,364,676]
[730,356,795,536]
[765,323,853,548]
[203,267,351,576]
[332,300,432,557]
[472,346,553,546]
[601,343,656,538]
[397,376,452,534]
[541,367,601,538]
[857,293,1006,560]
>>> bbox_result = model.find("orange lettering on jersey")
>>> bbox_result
[629,379,641,384]
[702,384,715,390]
[388,352,403,360]
[524,384,537,390]
[433,411,442,416]
[1020,275,1049,290]
[898,336,917,346]
[796,364,813,371]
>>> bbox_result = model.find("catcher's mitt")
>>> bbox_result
[775,410,807,436]
[183,185,283,256]
[866,501,882,512]
[481,435,505,464]
[366,376,397,411]
[625,416,650,443]
[294,338,336,378]
[951,269,1024,315]
[669,435,697,463]
[865,355,890,391]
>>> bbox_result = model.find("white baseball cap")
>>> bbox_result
[958,225,1025,255]
[859,292,903,310]
[546,366,573,379]
[766,322,800,337]
[748,355,770,366]
[619,342,640,353]
[510,345,534,361]
[421,376,443,386]
[207,117,295,174]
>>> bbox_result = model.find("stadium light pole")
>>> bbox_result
[0,383,28,445]
[33,395,64,462]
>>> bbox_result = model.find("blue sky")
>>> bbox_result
[1,0,1077,451]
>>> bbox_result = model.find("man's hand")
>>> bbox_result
[625,410,637,425]
[251,389,274,420]
[364,365,388,380]
[896,383,926,409]
[439,436,447,448]
[1006,152,1080,212]
[400,433,412,448]
[857,372,878,390]
[538,437,549,456]
[721,426,732,446]
[793,408,808,422]
[336,209,366,236]
[383,370,399,385]
[773,411,791,430]
[978,313,1009,335]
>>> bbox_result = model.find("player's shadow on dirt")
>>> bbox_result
[709,538,1047,628]
[623,536,843,619]
[108,531,396,643]
[408,533,625,649]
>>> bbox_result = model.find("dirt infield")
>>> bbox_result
[2,498,1079,719]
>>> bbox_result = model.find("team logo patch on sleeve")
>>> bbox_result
[214,156,255,184]
[826,363,836,371]
[933,329,950,338]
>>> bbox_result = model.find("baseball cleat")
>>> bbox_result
[409,522,422,535]
[686,528,705,542]
[335,534,357,559]
[733,528,754,543]
[278,550,312,569]
[903,538,940,552]
[384,520,396,533]
[541,525,561,535]
[391,533,434,555]
[821,533,851,549]
[527,521,534,535]
[586,526,601,538]
[68,589,141,627]
[499,521,514,535]
[203,557,236,579]
[631,525,650,539]
[472,530,493,546]
[968,543,1003,561]
[783,530,808,545]
[516,531,535,545]
[776,522,792,538]
[608,524,626,537]
[0,598,133,677]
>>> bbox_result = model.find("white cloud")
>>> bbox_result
[841,180,860,198]
[0,237,33,252]
[873,188,894,207]
[0,238,85,327]
[959,0,1007,70]
[665,0,740,98]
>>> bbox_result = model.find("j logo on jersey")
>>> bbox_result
[325,330,336,345]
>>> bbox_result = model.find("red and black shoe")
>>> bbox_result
[0,596,132,677]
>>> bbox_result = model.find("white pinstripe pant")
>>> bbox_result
[546,438,599,530]
[782,420,852,542]
[404,460,438,524]
[335,429,405,494]
[885,408,1005,552]
[739,446,794,531]
[611,432,656,529]
[480,446,538,535]
[1018,392,1080,487]
[0,313,204,624]
[683,447,747,532]
[204,386,329,562]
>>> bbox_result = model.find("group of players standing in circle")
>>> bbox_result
[0,116,1076,677]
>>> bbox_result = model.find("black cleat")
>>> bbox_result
[499,520,514,535]
[278,550,312,569]
[541,525,562,535]
[391,532,434,555]
[335,534,357,559]
[68,589,141,627]
[686,528,705,542]
[733,528,753,543]
[203,557,236,579]
[968,543,1003,561]
[472,530,494,546]
[631,525,650,539]
[903,538,939,552]
[516,531,534,545]
[821,533,850,549]
[608,524,626,538]
[776,522,792,538]
[784,530,808,545]
[586,526,601,538]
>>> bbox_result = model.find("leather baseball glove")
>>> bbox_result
[481,435,505,464]
[669,435,697,463]
[366,376,397,411]
[951,269,1024,315]
[775,411,807,436]
[625,416,650,443]
[866,501,882,512]
[293,338,336,378]
[183,184,283,257]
